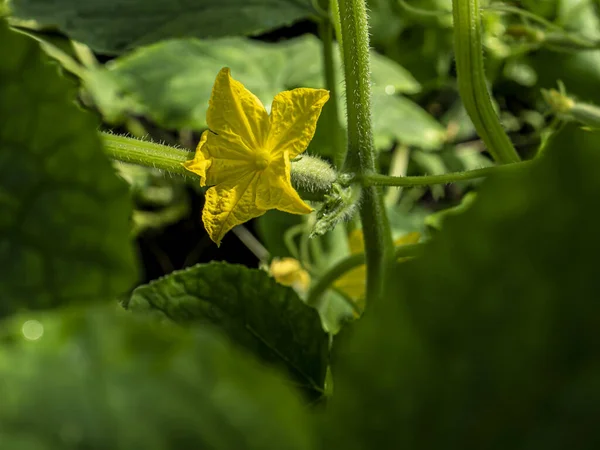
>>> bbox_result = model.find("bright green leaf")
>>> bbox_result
[124,262,329,397]
[10,0,317,53]
[372,91,446,150]
[325,123,600,449]
[88,36,442,150]
[369,48,422,95]
[0,306,314,450]
[0,21,136,317]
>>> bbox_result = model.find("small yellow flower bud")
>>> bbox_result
[269,257,311,294]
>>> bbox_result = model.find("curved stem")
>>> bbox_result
[361,161,533,186]
[337,0,395,306]
[306,243,422,309]
[231,226,270,263]
[488,4,599,50]
[398,0,450,17]
[484,4,559,31]
[452,0,521,164]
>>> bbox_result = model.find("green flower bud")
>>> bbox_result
[290,155,338,202]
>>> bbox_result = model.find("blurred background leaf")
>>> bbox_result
[0,306,314,450]
[0,21,136,317]
[325,123,600,450]
[9,0,318,53]
[84,35,443,152]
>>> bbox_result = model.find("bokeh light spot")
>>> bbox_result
[22,320,44,341]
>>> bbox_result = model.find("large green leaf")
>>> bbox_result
[0,22,136,317]
[103,34,421,114]
[324,123,600,449]
[91,35,443,150]
[10,0,317,54]
[124,262,329,396]
[0,306,314,450]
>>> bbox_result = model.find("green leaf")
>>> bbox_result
[10,0,317,54]
[0,21,136,317]
[370,48,422,95]
[325,123,600,449]
[124,262,329,396]
[0,306,314,450]
[371,91,446,150]
[92,35,442,150]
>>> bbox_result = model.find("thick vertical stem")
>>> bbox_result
[452,0,521,164]
[337,0,394,305]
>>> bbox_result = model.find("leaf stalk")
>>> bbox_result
[360,162,533,187]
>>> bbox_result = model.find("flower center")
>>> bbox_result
[254,149,271,170]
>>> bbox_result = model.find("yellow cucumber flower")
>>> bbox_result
[184,68,330,245]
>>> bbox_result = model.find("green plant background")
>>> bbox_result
[2,0,600,448]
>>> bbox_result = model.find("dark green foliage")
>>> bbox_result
[0,307,314,450]
[10,0,317,53]
[125,262,329,396]
[0,21,136,317]
[325,123,600,450]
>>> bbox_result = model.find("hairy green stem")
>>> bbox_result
[306,244,422,309]
[318,15,345,169]
[101,132,332,201]
[101,132,193,177]
[452,0,520,164]
[361,161,533,186]
[337,0,395,307]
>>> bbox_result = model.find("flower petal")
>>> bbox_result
[183,130,211,186]
[207,67,269,151]
[266,88,329,158]
[183,131,255,187]
[202,171,266,245]
[256,151,312,215]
